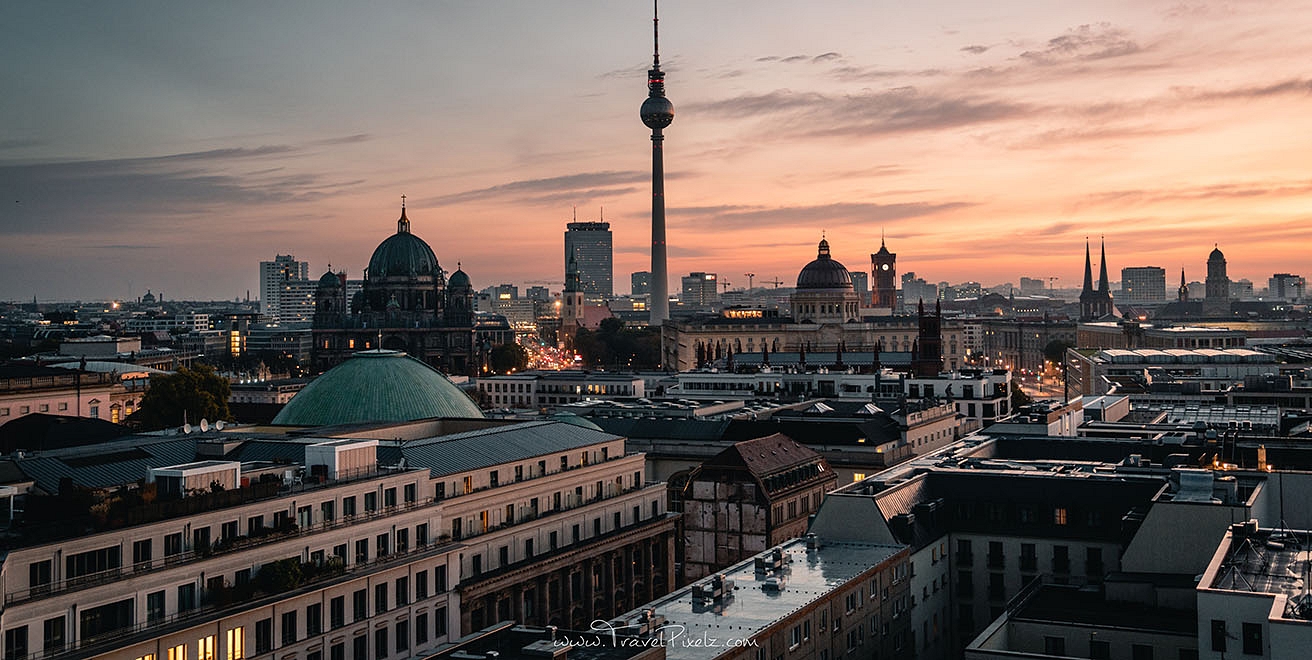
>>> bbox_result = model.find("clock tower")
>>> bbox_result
[871,237,897,311]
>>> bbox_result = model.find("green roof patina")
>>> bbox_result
[273,350,483,426]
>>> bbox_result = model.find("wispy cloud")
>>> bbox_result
[669,200,973,229]
[431,170,666,205]
[1019,23,1143,65]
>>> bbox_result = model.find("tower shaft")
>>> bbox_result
[650,130,669,324]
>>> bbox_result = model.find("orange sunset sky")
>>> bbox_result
[1,1,1310,300]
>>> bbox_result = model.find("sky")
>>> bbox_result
[2,0,1311,302]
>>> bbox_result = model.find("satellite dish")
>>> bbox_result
[215,420,226,431]
[183,423,192,434]
[200,419,209,432]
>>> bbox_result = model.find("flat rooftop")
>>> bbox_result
[1012,584,1197,635]
[1209,526,1312,621]
[631,538,903,660]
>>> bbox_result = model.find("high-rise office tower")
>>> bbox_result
[1119,267,1166,304]
[850,272,868,299]
[259,254,309,321]
[680,272,718,307]
[564,221,613,300]
[641,1,675,325]
[631,271,652,297]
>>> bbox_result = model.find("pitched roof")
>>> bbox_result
[707,433,821,477]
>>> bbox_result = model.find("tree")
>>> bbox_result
[1043,340,1075,367]
[1010,379,1032,409]
[573,319,661,369]
[130,364,232,430]
[489,342,529,374]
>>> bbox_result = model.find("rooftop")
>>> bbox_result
[1206,524,1312,621]
[625,537,904,660]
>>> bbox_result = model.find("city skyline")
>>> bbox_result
[3,1,1312,300]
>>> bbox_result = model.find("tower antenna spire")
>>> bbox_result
[653,0,660,67]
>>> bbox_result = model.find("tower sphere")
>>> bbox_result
[641,96,674,130]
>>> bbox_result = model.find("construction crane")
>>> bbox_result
[720,279,732,293]
[744,273,756,290]
[763,278,785,288]
[1047,276,1059,291]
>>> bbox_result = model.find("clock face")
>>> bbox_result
[881,264,890,271]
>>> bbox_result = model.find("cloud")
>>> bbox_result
[430,170,656,205]
[812,52,842,63]
[1082,179,1312,207]
[0,145,351,236]
[669,200,973,229]
[1181,78,1312,101]
[0,138,44,150]
[960,45,990,55]
[1019,23,1143,65]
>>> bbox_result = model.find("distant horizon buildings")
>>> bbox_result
[630,270,651,297]
[680,271,718,307]
[258,254,313,324]
[1119,266,1167,304]
[563,220,613,301]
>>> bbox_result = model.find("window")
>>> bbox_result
[1053,545,1070,573]
[1211,620,1228,652]
[343,496,356,516]
[4,627,28,660]
[396,528,409,554]
[225,627,244,660]
[988,572,1005,600]
[395,577,409,606]
[1242,622,1263,655]
[197,634,216,660]
[1132,644,1154,660]
[28,560,51,588]
[404,483,417,503]
[417,523,429,546]
[1053,507,1068,525]
[353,635,367,660]
[396,620,409,653]
[416,570,429,600]
[179,583,196,611]
[66,546,122,578]
[353,589,367,621]
[435,607,448,637]
[1020,543,1037,572]
[987,541,1004,569]
[133,539,153,565]
[167,645,186,660]
[1091,639,1111,660]
[436,566,448,592]
[416,612,429,645]
[307,603,322,635]
[355,539,369,564]
[248,515,264,535]
[375,583,388,614]
[364,492,377,512]
[281,611,297,645]
[43,617,65,653]
[1044,636,1065,655]
[376,533,389,557]
[148,591,166,623]
[331,596,345,629]
[374,628,388,659]
[322,500,336,521]
[165,533,183,556]
[384,487,397,507]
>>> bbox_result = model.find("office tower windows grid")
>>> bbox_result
[564,222,613,300]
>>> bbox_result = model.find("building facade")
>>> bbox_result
[564,221,613,301]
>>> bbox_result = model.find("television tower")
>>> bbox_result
[641,0,675,325]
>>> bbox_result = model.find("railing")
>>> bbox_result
[40,536,458,660]
[4,496,434,606]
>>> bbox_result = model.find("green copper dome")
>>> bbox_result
[273,350,483,426]
[366,207,440,278]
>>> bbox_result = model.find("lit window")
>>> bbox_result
[1053,508,1068,525]
[168,645,186,660]
[226,627,244,660]
[198,634,215,660]
[853,473,867,482]
[136,655,157,660]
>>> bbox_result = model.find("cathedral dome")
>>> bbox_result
[1209,246,1225,261]
[367,207,440,279]
[272,350,483,426]
[448,266,471,289]
[318,270,340,289]
[796,238,854,290]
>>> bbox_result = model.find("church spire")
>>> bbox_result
[1097,236,1110,293]
[1082,239,1094,294]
